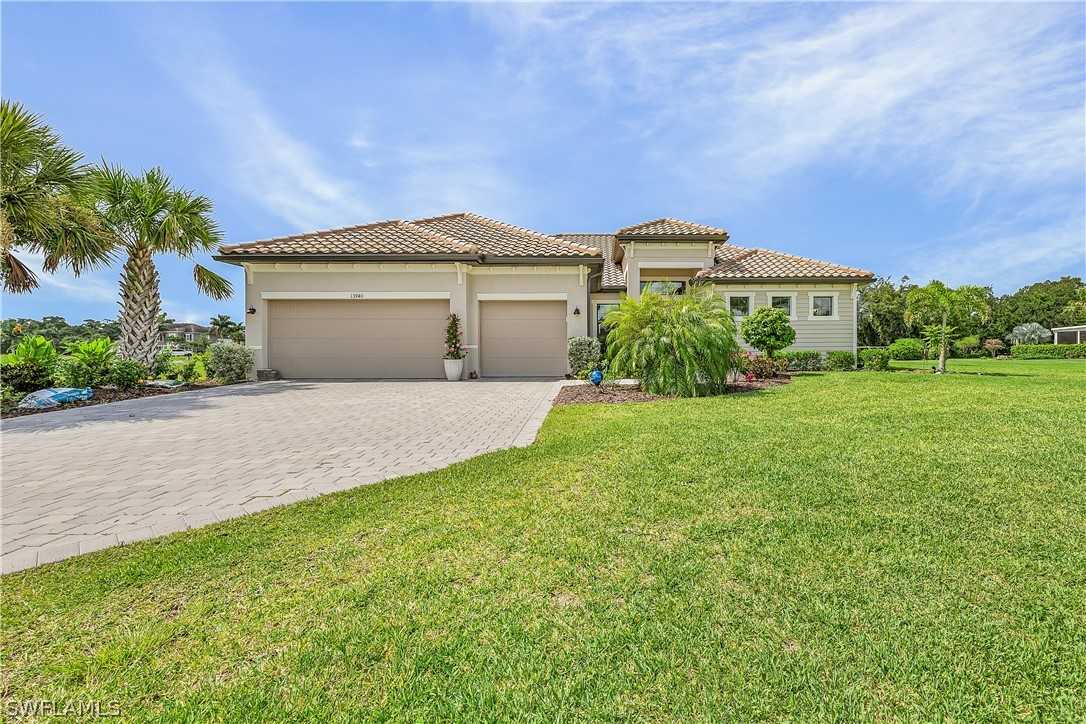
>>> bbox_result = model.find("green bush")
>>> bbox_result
[206,342,255,384]
[9,335,58,368]
[739,307,796,357]
[605,286,739,397]
[743,354,788,379]
[177,354,206,383]
[2,360,54,392]
[150,350,175,378]
[567,336,602,376]
[53,358,95,388]
[779,350,823,371]
[858,348,890,371]
[106,360,145,390]
[1010,343,1086,359]
[826,351,856,371]
[888,338,925,360]
[67,337,116,367]
[0,385,25,412]
[954,335,981,358]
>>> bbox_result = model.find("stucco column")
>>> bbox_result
[451,265,471,379]
[627,259,641,301]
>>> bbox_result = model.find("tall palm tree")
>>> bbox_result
[92,165,232,366]
[208,313,236,338]
[0,99,113,292]
[905,280,991,373]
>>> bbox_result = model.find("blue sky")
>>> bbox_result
[3,2,1084,323]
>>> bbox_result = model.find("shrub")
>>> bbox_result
[150,350,175,378]
[1,385,25,412]
[9,334,58,368]
[67,337,116,368]
[888,338,925,360]
[206,342,255,384]
[2,360,54,392]
[1010,343,1086,359]
[443,313,466,360]
[826,350,856,371]
[605,285,739,397]
[106,360,145,390]
[984,338,1005,357]
[778,349,823,371]
[739,307,796,357]
[1007,323,1052,345]
[858,348,890,371]
[177,354,206,383]
[954,335,981,358]
[567,336,602,376]
[743,353,788,379]
[53,358,95,388]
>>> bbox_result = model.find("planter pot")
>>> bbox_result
[443,358,464,381]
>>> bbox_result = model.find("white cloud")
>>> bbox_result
[13,252,118,305]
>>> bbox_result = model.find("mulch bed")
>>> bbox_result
[553,375,791,406]
[1,382,221,419]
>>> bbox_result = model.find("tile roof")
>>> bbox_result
[695,246,874,281]
[616,218,730,238]
[219,213,599,258]
[555,234,624,289]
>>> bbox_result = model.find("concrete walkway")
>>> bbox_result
[1,379,563,574]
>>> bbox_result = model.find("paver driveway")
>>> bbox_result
[1,379,563,574]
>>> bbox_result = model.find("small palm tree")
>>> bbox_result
[92,165,232,366]
[1006,322,1052,346]
[0,99,113,292]
[905,281,991,373]
[208,314,236,339]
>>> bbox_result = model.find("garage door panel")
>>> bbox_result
[480,301,568,377]
[268,299,447,378]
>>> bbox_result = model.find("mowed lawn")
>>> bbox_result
[3,360,1084,720]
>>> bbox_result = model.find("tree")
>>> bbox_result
[982,276,1083,340]
[857,276,918,346]
[739,306,796,357]
[209,314,240,339]
[904,281,991,373]
[1,99,113,292]
[605,285,739,397]
[1006,322,1052,345]
[1061,286,1086,325]
[91,165,232,366]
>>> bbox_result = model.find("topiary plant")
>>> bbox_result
[567,336,601,377]
[739,306,796,358]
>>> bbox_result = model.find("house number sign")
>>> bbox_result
[349,293,366,299]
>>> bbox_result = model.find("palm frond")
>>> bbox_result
[2,251,39,293]
[193,263,233,300]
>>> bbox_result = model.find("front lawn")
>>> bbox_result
[3,362,1084,719]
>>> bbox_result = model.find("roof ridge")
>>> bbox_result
[397,220,479,253]
[616,217,729,236]
[460,213,600,255]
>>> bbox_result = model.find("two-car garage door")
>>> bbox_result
[266,298,568,378]
[268,299,447,378]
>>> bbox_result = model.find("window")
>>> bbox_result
[640,280,684,295]
[812,296,834,317]
[596,303,619,337]
[729,295,751,316]
[771,295,792,316]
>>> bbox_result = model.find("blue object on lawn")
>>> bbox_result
[589,370,603,386]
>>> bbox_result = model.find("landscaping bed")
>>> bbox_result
[1,381,220,418]
[554,375,791,405]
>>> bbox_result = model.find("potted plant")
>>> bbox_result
[443,313,466,381]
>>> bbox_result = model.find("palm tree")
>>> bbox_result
[0,99,113,292]
[905,281,991,373]
[91,165,232,366]
[208,313,236,339]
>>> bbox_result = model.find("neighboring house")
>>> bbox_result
[1052,325,1086,345]
[214,214,873,379]
[159,323,219,348]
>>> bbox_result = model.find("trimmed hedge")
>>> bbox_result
[1010,343,1086,359]
[779,350,823,371]
[858,348,891,371]
[888,338,925,360]
[826,350,856,371]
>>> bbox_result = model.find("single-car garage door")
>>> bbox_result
[480,300,567,377]
[267,299,447,378]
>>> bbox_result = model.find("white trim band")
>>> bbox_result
[260,291,452,300]
[475,293,569,301]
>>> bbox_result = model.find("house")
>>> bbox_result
[214,214,874,378]
[1052,325,1086,345]
[158,323,219,348]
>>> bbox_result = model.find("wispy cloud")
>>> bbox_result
[14,252,119,307]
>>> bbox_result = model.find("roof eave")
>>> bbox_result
[698,275,875,284]
[212,253,480,266]
[615,233,731,242]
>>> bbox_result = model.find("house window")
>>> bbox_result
[596,304,619,338]
[185,333,193,341]
[771,295,792,316]
[640,280,684,295]
[812,296,834,317]
[729,295,752,317]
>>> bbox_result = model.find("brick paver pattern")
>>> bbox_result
[1,380,563,574]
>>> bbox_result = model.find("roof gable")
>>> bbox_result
[616,218,730,239]
[696,246,873,281]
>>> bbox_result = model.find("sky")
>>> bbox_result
[3,1,1084,324]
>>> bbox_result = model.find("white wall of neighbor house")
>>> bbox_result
[242,262,592,377]
[712,282,858,352]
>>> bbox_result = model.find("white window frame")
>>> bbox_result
[768,292,798,321]
[809,292,840,321]
[725,293,754,318]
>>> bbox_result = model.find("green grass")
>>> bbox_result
[3,361,1084,720]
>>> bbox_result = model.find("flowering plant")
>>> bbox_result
[443,313,466,360]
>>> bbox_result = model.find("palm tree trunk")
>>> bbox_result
[939,311,948,373]
[117,244,162,367]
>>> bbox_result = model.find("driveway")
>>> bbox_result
[1,379,564,574]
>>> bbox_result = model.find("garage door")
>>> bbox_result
[267,299,447,378]
[480,300,568,377]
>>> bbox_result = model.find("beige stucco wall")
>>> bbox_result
[243,262,592,376]
[618,242,717,300]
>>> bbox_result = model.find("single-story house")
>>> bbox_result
[214,214,874,378]
[1052,325,1086,345]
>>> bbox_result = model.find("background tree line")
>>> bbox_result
[858,275,1085,347]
